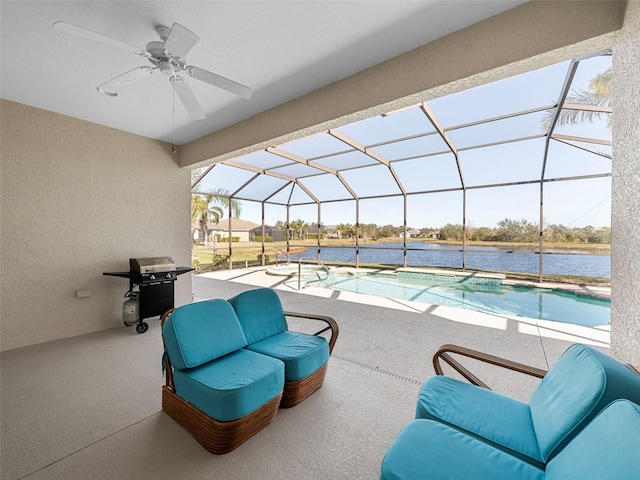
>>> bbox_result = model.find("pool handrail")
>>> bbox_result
[276,249,290,266]
[298,258,331,290]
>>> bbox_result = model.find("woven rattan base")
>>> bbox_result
[280,363,328,408]
[162,385,282,454]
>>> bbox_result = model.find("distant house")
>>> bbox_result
[402,229,422,238]
[193,218,260,243]
[324,225,340,238]
[249,225,286,242]
[310,224,340,239]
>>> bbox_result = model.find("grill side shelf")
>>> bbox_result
[102,266,194,279]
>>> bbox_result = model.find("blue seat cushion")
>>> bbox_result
[546,400,640,479]
[246,331,329,381]
[163,300,247,370]
[172,349,284,421]
[416,375,543,466]
[228,288,288,344]
[380,419,544,480]
[529,344,640,462]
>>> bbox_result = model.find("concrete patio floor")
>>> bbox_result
[1,268,610,480]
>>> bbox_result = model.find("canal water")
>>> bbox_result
[288,242,611,278]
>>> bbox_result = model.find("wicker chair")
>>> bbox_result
[416,343,640,467]
[380,344,640,479]
[160,300,284,454]
[228,288,339,408]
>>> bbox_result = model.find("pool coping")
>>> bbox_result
[313,266,611,300]
[397,267,506,280]
[265,264,330,277]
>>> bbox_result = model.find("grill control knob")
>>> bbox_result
[166,273,172,279]
[150,275,156,280]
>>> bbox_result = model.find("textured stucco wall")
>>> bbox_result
[0,100,192,351]
[611,1,640,367]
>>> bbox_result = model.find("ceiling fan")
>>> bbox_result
[53,21,252,120]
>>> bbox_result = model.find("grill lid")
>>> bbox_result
[130,257,176,273]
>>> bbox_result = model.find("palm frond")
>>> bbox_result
[555,90,612,128]
[197,187,242,218]
[540,66,612,132]
[588,67,611,100]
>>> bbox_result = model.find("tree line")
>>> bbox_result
[275,218,610,244]
[434,219,610,244]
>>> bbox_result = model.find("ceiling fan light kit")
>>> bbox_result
[53,20,252,120]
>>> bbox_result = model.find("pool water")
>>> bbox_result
[309,273,610,327]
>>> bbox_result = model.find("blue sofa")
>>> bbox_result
[381,399,640,480]
[161,300,285,453]
[229,288,339,407]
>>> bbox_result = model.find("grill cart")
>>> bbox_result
[104,257,193,334]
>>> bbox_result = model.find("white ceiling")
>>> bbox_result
[1,1,525,145]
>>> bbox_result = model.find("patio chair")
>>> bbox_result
[380,399,640,480]
[414,343,640,468]
[228,288,339,407]
[160,300,284,453]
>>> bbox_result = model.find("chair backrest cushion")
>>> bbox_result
[545,400,640,479]
[228,288,288,344]
[162,300,247,370]
[529,344,640,462]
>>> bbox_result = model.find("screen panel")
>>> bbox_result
[393,153,462,192]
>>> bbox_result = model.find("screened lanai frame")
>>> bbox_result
[192,49,612,281]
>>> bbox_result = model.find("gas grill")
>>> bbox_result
[104,257,193,334]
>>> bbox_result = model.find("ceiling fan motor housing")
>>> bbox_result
[145,40,166,58]
[146,40,184,75]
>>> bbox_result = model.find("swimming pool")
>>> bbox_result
[306,271,610,327]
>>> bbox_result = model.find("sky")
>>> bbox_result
[194,53,612,230]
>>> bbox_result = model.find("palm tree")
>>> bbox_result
[543,67,611,130]
[289,219,303,240]
[299,220,309,240]
[335,223,356,239]
[191,188,242,244]
[191,196,222,244]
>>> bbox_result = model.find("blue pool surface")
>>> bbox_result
[308,273,610,327]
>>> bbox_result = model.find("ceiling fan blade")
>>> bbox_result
[186,66,252,99]
[171,76,206,120]
[163,23,199,59]
[53,21,147,57]
[97,67,157,96]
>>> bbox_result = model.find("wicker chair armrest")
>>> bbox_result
[433,343,547,390]
[284,311,339,355]
[160,308,176,389]
[627,363,640,376]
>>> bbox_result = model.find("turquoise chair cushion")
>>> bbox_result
[546,400,640,479]
[246,331,329,381]
[228,288,288,344]
[380,419,544,480]
[162,300,247,371]
[416,375,543,465]
[529,344,640,462]
[172,348,284,422]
